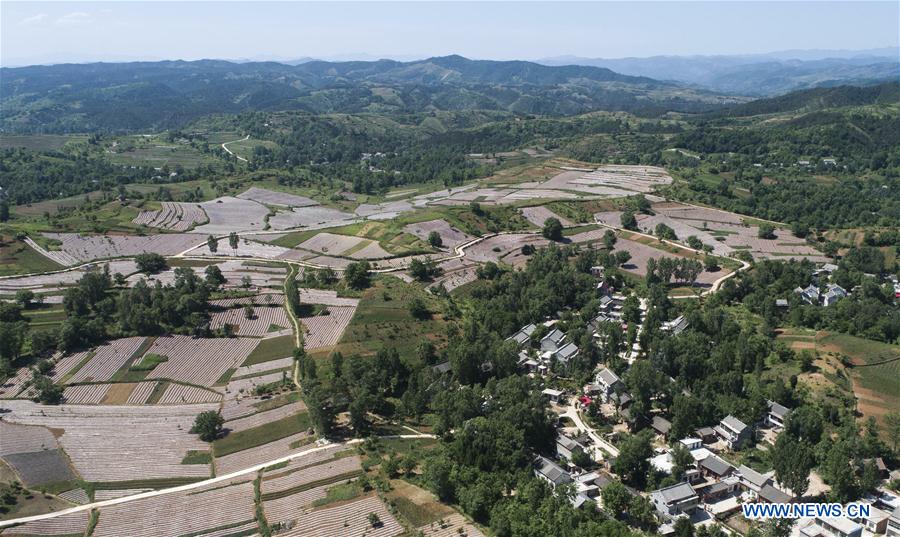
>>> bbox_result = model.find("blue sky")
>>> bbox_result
[2,1,898,66]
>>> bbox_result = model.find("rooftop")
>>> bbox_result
[653,482,698,504]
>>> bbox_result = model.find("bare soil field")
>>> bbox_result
[209,304,290,337]
[195,196,270,234]
[297,288,359,307]
[237,187,317,208]
[62,383,112,404]
[520,205,574,228]
[93,479,256,537]
[463,234,549,264]
[3,449,76,488]
[132,201,207,231]
[0,400,215,482]
[66,336,146,383]
[269,206,358,230]
[214,431,313,475]
[157,384,222,405]
[188,238,290,260]
[1,510,89,536]
[224,401,306,434]
[43,233,204,263]
[403,219,474,250]
[144,336,259,387]
[300,306,358,350]
[274,494,403,537]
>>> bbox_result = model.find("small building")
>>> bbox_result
[556,434,589,462]
[541,328,567,353]
[651,482,699,521]
[651,416,673,438]
[534,456,572,488]
[542,388,564,403]
[823,284,847,307]
[738,465,772,495]
[694,427,717,444]
[662,315,690,335]
[697,477,739,502]
[590,266,605,278]
[576,471,613,498]
[555,342,579,368]
[802,517,862,537]
[796,284,821,305]
[699,455,735,480]
[595,367,624,402]
[715,415,750,450]
[758,484,792,504]
[776,299,789,308]
[887,505,900,537]
[767,400,792,429]
[850,503,890,534]
[507,323,537,346]
[681,437,703,451]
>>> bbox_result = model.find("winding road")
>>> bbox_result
[221,134,250,162]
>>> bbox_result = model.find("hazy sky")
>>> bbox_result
[2,1,898,66]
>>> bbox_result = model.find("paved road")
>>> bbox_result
[221,134,250,162]
[0,433,435,529]
[560,401,620,458]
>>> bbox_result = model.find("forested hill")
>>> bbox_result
[0,56,741,133]
[708,82,900,117]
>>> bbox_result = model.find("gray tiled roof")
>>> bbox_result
[721,415,747,434]
[535,456,572,486]
[700,455,734,476]
[596,367,621,387]
[738,465,770,488]
[654,482,697,504]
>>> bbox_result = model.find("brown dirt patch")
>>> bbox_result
[102,383,137,405]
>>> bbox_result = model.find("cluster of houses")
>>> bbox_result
[509,323,580,375]
[792,263,851,307]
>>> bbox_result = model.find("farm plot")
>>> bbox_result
[43,233,204,263]
[463,234,549,264]
[126,381,158,404]
[189,238,290,260]
[300,306,357,350]
[296,233,386,258]
[1,510,89,536]
[613,237,721,286]
[520,205,574,227]
[224,401,306,434]
[275,494,403,537]
[225,371,288,396]
[431,263,479,292]
[195,196,270,234]
[93,488,151,501]
[403,219,474,250]
[209,304,291,337]
[49,351,88,382]
[144,336,259,387]
[158,384,222,405]
[233,356,294,378]
[0,421,59,456]
[355,200,415,220]
[297,288,359,307]
[58,488,90,504]
[132,201,207,231]
[0,260,138,295]
[211,292,284,308]
[269,206,357,230]
[0,400,215,482]
[67,337,146,383]
[21,236,78,266]
[3,449,76,487]
[418,513,485,537]
[0,367,34,399]
[62,383,112,404]
[632,213,733,256]
[215,431,313,475]
[262,454,362,496]
[93,479,255,537]
[237,187,317,207]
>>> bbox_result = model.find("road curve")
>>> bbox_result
[221,135,250,162]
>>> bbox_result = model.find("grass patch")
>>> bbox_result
[326,276,448,360]
[0,236,64,276]
[562,223,600,236]
[241,335,295,366]
[181,450,212,465]
[214,412,310,457]
[260,470,362,502]
[146,381,169,404]
[131,353,168,371]
[311,481,362,507]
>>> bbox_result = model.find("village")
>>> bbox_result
[503,264,900,537]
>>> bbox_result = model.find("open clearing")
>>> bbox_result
[195,196,271,234]
[237,187,317,207]
[132,201,207,231]
[41,233,204,264]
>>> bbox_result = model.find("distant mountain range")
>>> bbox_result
[537,49,899,96]
[0,55,742,133]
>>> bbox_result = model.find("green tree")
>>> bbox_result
[758,223,776,239]
[207,235,218,253]
[428,231,443,248]
[542,218,564,241]
[14,290,34,309]
[134,252,168,274]
[228,232,239,251]
[344,261,371,290]
[408,297,429,319]
[772,434,814,498]
[884,412,900,453]
[243,305,255,320]
[612,432,653,487]
[191,410,224,441]
[601,480,631,516]
[603,229,618,250]
[621,211,638,231]
[0,201,9,222]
